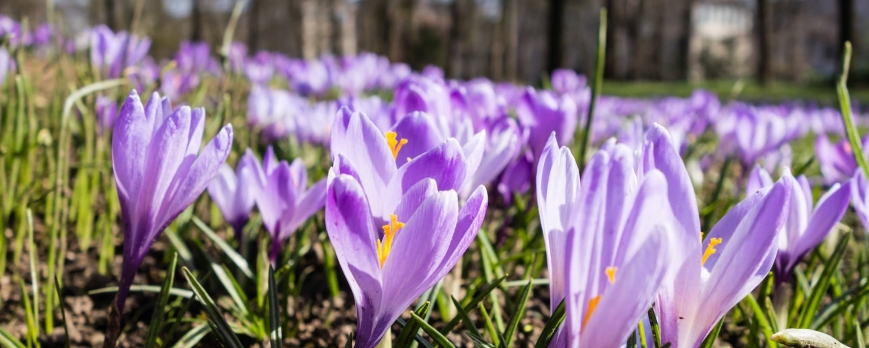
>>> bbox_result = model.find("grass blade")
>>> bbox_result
[396,302,431,347]
[172,324,211,348]
[743,294,777,348]
[534,300,565,348]
[811,278,869,330]
[503,280,533,347]
[410,312,456,348]
[451,296,483,340]
[181,267,244,348]
[55,276,71,348]
[440,275,507,335]
[144,252,179,348]
[576,7,608,171]
[192,216,253,279]
[0,327,26,348]
[698,319,724,348]
[648,307,664,348]
[268,265,282,348]
[798,233,851,328]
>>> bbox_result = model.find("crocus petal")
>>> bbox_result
[325,172,383,348]
[331,107,397,218]
[287,178,327,236]
[747,165,773,194]
[536,133,580,308]
[166,124,234,224]
[384,139,467,216]
[791,182,850,267]
[691,179,790,347]
[580,230,667,348]
[389,111,445,162]
[432,185,487,282]
[112,91,152,221]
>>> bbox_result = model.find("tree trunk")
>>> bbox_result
[757,0,773,85]
[104,0,115,30]
[248,0,260,52]
[546,0,565,74]
[504,0,519,81]
[840,0,853,68]
[191,0,202,42]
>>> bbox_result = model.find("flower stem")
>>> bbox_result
[577,8,607,173]
[836,42,869,178]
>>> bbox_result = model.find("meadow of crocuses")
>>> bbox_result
[2,13,869,348]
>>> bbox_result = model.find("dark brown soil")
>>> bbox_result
[1,227,551,347]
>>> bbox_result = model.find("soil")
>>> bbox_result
[0,227,552,348]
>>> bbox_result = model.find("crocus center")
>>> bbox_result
[376,214,405,268]
[582,266,618,329]
[701,237,723,266]
[385,131,408,160]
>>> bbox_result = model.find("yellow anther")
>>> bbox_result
[701,238,723,266]
[605,267,617,284]
[376,214,406,268]
[385,131,408,160]
[582,296,602,329]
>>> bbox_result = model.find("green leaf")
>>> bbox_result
[54,275,71,348]
[440,275,506,335]
[181,267,245,348]
[503,280,533,347]
[145,252,179,348]
[192,216,254,279]
[0,327,26,348]
[698,319,724,348]
[395,318,435,348]
[172,324,211,348]
[798,233,851,328]
[534,300,565,348]
[466,330,496,348]
[451,296,483,341]
[88,285,194,299]
[743,294,777,348]
[648,307,664,348]
[410,312,456,348]
[268,266,282,348]
[396,302,431,347]
[811,278,869,330]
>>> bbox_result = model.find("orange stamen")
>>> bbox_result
[385,131,408,160]
[701,238,723,266]
[376,214,405,268]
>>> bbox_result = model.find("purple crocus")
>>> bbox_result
[253,147,327,262]
[90,25,151,79]
[112,90,233,312]
[655,171,792,347]
[326,107,488,347]
[537,132,674,347]
[516,88,578,163]
[95,96,118,135]
[207,149,261,238]
[747,166,851,282]
[851,171,869,233]
[816,134,869,184]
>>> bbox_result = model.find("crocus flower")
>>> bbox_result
[90,25,151,79]
[160,69,200,101]
[112,90,233,312]
[389,111,485,198]
[816,134,869,184]
[498,151,533,204]
[326,107,488,347]
[851,171,869,233]
[537,132,674,347]
[516,88,578,163]
[207,149,261,238]
[95,96,118,135]
[655,171,792,347]
[747,166,851,283]
[254,147,327,262]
